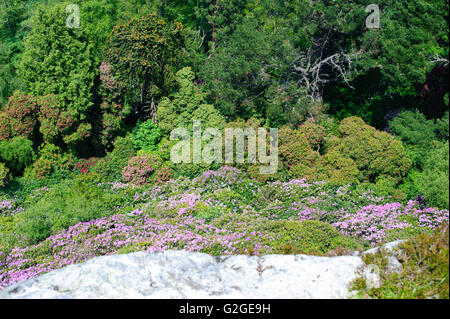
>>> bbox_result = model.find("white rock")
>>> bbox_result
[362,264,381,289]
[0,241,407,299]
[386,256,403,275]
[0,250,364,299]
[362,239,406,256]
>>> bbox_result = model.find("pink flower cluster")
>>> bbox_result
[74,158,99,174]
[0,213,272,288]
[99,62,119,91]
[0,198,24,217]
[332,201,449,244]
[122,154,161,186]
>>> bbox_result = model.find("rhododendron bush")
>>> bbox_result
[122,154,165,186]
[0,91,38,142]
[38,94,75,144]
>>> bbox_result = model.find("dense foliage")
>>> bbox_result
[0,0,448,298]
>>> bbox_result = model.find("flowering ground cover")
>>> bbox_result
[0,167,448,289]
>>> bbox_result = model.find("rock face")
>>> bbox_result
[0,250,365,299]
[0,242,405,299]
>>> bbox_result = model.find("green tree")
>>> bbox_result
[361,0,449,95]
[327,116,412,183]
[415,141,449,209]
[157,67,225,135]
[198,0,367,126]
[17,3,96,122]
[389,110,444,169]
[104,13,184,121]
[0,0,28,105]
[131,120,162,152]
[324,0,449,127]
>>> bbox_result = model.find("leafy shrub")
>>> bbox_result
[131,120,162,151]
[353,223,449,299]
[91,136,136,182]
[246,163,279,183]
[389,110,443,169]
[328,116,412,183]
[157,67,226,135]
[74,157,100,175]
[98,101,131,150]
[322,151,360,185]
[63,122,92,147]
[221,117,279,183]
[15,210,52,245]
[3,91,38,141]
[259,220,367,255]
[0,163,9,187]
[0,112,11,141]
[435,111,449,141]
[99,61,120,92]
[297,118,326,151]
[153,166,174,184]
[38,94,75,145]
[24,143,76,180]
[373,176,404,200]
[279,125,322,179]
[14,173,133,246]
[390,110,436,146]
[171,162,216,179]
[278,122,360,184]
[415,141,449,209]
[0,136,36,175]
[122,154,163,185]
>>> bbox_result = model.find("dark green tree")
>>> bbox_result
[17,3,96,122]
[104,13,184,121]
[389,110,444,169]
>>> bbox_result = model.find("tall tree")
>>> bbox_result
[104,13,184,121]
[17,3,96,121]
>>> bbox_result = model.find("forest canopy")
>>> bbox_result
[0,0,448,208]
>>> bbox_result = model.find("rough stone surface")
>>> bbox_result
[362,240,406,256]
[386,256,403,275]
[0,250,365,299]
[0,241,408,299]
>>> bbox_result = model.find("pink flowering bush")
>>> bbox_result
[0,92,39,142]
[99,62,120,93]
[0,213,273,288]
[38,94,75,144]
[332,201,449,244]
[153,166,173,185]
[74,158,100,175]
[63,122,92,146]
[0,198,23,217]
[121,154,162,186]
[99,102,131,149]
[0,167,448,290]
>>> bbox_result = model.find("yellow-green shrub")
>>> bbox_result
[259,220,368,255]
[328,117,412,183]
[0,163,9,187]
